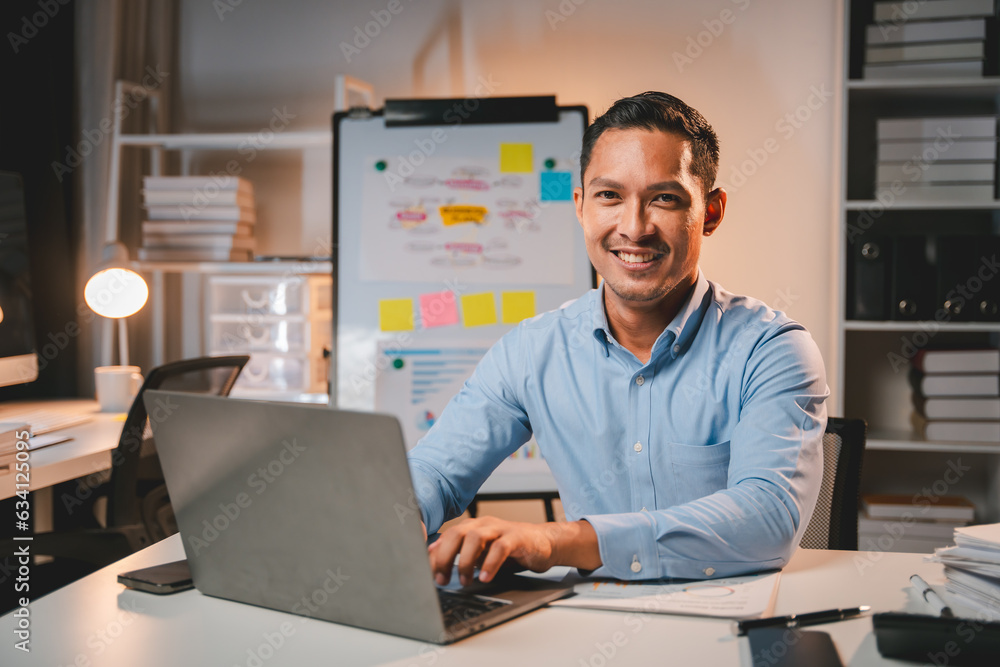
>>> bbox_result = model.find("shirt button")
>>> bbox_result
[641,507,647,512]
[704,567,716,577]
[635,375,644,386]
[633,441,643,453]
[673,344,681,355]
[630,559,642,573]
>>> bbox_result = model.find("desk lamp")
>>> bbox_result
[84,241,148,366]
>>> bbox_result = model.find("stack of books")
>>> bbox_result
[860,493,975,553]
[139,176,256,262]
[910,348,1000,443]
[929,522,1000,615]
[0,422,30,472]
[865,0,995,79]
[875,116,998,203]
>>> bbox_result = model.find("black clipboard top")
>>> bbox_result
[383,95,559,127]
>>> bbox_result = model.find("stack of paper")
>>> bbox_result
[0,423,30,471]
[139,176,256,261]
[929,523,1000,615]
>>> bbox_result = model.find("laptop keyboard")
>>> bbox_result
[438,589,510,629]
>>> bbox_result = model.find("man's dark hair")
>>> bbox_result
[579,91,720,195]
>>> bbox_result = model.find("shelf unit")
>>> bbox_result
[97,76,373,398]
[838,2,1000,535]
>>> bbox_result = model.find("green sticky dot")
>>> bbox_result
[392,358,404,369]
[375,160,387,171]
[544,158,556,170]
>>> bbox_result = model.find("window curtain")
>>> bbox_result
[75,0,178,393]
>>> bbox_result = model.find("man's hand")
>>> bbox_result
[427,516,601,586]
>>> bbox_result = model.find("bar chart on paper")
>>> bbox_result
[375,342,548,475]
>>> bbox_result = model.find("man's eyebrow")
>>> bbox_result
[644,180,685,192]
[587,177,623,190]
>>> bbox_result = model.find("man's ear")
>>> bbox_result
[573,186,585,228]
[703,187,726,236]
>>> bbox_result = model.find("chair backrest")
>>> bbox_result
[800,417,867,551]
[106,355,250,528]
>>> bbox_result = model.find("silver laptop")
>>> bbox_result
[142,390,570,644]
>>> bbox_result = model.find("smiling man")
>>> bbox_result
[408,91,828,585]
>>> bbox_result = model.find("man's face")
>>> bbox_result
[574,128,724,309]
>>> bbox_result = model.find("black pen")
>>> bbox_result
[735,605,872,636]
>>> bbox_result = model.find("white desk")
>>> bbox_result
[0,400,123,501]
[0,536,949,666]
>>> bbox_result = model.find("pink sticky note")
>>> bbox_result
[419,291,459,328]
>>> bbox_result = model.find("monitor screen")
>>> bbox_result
[0,171,38,387]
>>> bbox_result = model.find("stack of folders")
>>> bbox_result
[139,176,256,262]
[929,523,1000,617]
[864,0,996,79]
[910,348,1000,443]
[875,116,998,203]
[860,493,975,553]
[0,423,30,472]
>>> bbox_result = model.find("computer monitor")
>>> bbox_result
[0,171,38,387]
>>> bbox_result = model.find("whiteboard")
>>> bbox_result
[333,98,592,494]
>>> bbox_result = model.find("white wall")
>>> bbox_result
[177,0,843,404]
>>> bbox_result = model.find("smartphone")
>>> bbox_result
[117,560,193,594]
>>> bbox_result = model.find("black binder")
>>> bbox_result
[937,235,999,322]
[890,235,935,321]
[847,235,889,320]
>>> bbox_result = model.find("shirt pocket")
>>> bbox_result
[666,440,731,506]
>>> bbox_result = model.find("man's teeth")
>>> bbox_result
[616,251,655,264]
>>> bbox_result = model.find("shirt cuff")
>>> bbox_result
[582,513,660,580]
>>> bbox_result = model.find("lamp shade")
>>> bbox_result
[84,242,148,319]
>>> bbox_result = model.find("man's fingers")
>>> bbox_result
[478,538,513,583]
[457,529,489,586]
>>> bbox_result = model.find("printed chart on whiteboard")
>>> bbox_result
[374,341,547,474]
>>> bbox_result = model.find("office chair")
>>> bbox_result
[800,417,867,551]
[0,355,248,601]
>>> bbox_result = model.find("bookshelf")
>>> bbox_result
[838,0,1000,540]
[100,76,373,389]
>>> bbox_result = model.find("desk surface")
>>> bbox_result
[0,399,123,500]
[0,535,952,666]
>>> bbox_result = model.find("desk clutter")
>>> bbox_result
[863,0,996,79]
[138,176,256,262]
[909,348,1000,443]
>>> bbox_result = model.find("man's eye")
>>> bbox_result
[655,194,678,202]
[596,191,618,199]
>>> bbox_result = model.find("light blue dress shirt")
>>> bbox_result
[407,271,829,580]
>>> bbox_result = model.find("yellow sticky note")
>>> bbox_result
[500,143,533,173]
[439,205,488,226]
[379,298,414,331]
[461,292,498,327]
[502,291,536,324]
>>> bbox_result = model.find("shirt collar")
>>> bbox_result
[589,269,711,361]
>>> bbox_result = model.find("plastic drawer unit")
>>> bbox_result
[206,274,332,398]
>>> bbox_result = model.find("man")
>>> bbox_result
[408,91,828,586]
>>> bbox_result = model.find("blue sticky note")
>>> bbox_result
[540,171,573,201]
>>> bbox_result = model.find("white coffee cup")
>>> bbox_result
[94,365,144,413]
